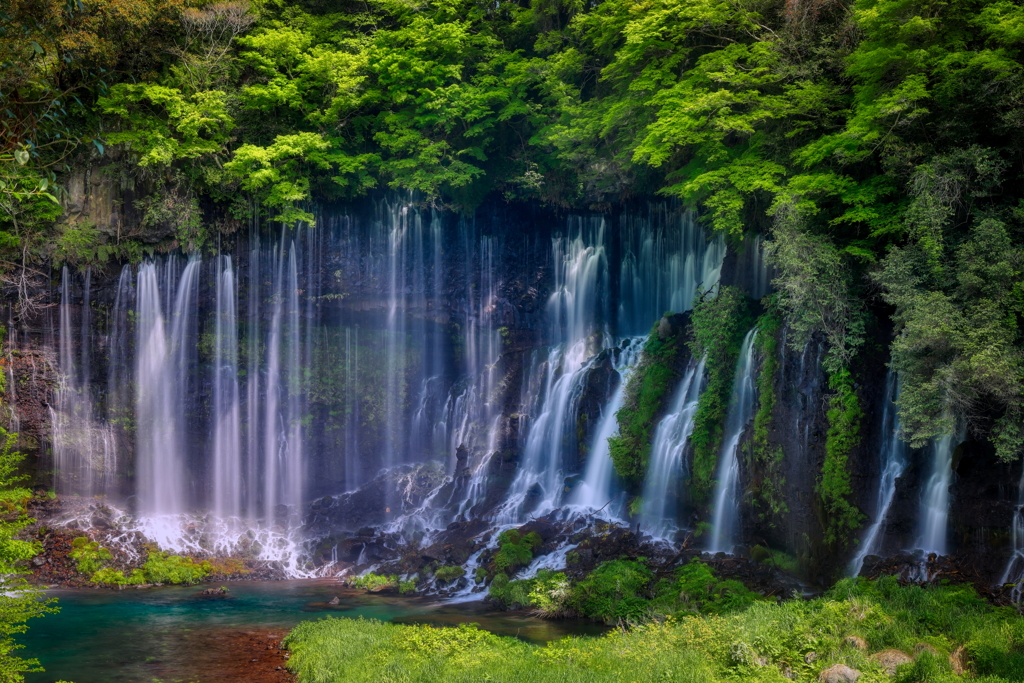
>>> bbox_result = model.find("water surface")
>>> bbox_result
[22,580,606,683]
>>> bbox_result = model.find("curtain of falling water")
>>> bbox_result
[212,256,242,519]
[707,329,759,554]
[640,355,706,538]
[848,369,907,575]
[135,259,200,516]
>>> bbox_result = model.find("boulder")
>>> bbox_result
[950,645,969,676]
[819,664,861,683]
[870,649,913,675]
[843,636,868,651]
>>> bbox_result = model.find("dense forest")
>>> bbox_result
[6,0,1023,472]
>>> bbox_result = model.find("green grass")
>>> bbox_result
[285,577,1024,683]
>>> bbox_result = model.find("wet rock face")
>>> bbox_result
[743,331,830,575]
[571,347,621,474]
[307,463,447,534]
[950,440,1019,571]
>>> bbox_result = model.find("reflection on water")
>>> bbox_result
[22,580,606,683]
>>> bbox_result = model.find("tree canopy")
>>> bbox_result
[1,0,1022,457]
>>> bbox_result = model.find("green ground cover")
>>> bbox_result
[285,576,1024,683]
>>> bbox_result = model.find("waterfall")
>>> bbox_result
[261,240,305,521]
[47,198,743,576]
[53,267,113,496]
[1000,471,1024,599]
[569,337,646,514]
[343,326,361,489]
[135,258,200,517]
[106,265,135,496]
[918,427,960,554]
[708,329,758,554]
[212,256,242,520]
[495,217,608,523]
[848,369,907,575]
[448,233,504,518]
[618,207,725,336]
[641,355,706,538]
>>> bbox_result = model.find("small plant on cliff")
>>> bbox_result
[688,287,754,504]
[820,368,864,547]
[493,530,542,573]
[69,537,113,575]
[750,305,788,523]
[434,565,466,584]
[609,318,688,488]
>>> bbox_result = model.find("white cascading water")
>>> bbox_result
[212,255,242,520]
[50,201,733,578]
[260,238,307,524]
[53,267,116,497]
[707,329,758,554]
[568,337,647,515]
[918,427,960,554]
[135,259,200,521]
[999,470,1024,600]
[848,369,907,575]
[449,234,503,520]
[641,356,706,538]
[494,217,609,523]
[618,206,725,336]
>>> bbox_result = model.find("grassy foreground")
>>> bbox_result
[284,577,1024,683]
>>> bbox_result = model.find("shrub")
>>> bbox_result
[139,551,212,585]
[568,559,653,623]
[489,570,571,615]
[489,572,534,609]
[493,530,543,572]
[434,565,466,583]
[69,537,112,575]
[653,559,762,615]
[90,567,146,586]
[350,573,398,592]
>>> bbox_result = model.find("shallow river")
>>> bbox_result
[22,580,606,683]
